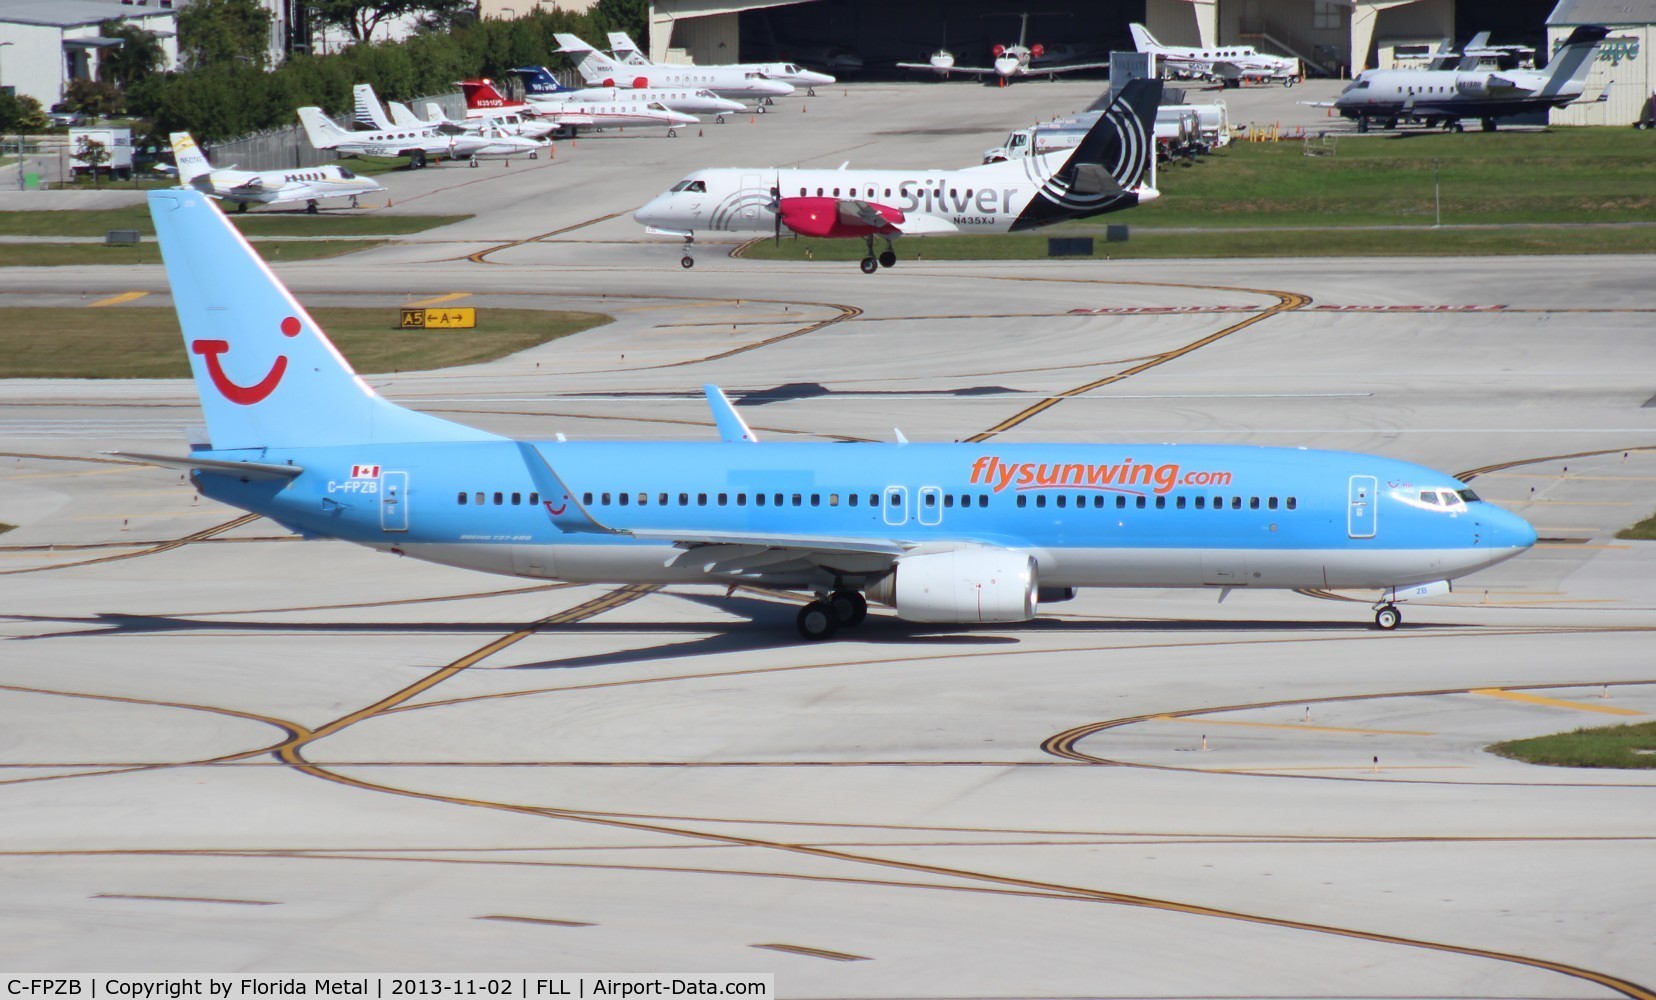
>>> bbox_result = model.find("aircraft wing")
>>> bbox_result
[1036,60,1114,76]
[839,198,895,230]
[228,178,269,194]
[542,113,597,126]
[890,214,960,235]
[906,63,1002,76]
[895,61,948,73]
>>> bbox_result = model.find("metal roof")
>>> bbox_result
[1548,0,1656,25]
[0,0,175,28]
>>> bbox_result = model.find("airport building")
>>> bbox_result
[0,0,178,108]
[644,0,1561,76]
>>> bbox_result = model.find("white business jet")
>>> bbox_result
[169,132,382,214]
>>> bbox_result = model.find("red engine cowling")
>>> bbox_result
[992,44,1007,57]
[1031,43,1045,58]
[601,77,616,88]
[633,76,650,89]
[777,197,904,239]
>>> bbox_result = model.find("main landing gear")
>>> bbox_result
[668,128,679,138]
[858,234,897,274]
[715,114,726,124]
[1373,604,1402,630]
[305,199,319,215]
[797,589,868,640]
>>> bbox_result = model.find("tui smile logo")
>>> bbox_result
[192,316,300,405]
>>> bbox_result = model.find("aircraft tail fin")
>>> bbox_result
[1008,78,1161,230]
[555,33,617,83]
[352,83,395,131]
[608,31,649,64]
[169,132,214,184]
[511,65,570,96]
[148,189,500,451]
[459,78,515,111]
[297,107,348,150]
[1454,31,1491,70]
[1128,23,1160,52]
[387,100,424,128]
[1540,25,1609,96]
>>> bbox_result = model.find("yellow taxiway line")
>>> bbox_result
[405,292,470,307]
[1472,688,1644,716]
[87,291,148,308]
[1156,715,1433,736]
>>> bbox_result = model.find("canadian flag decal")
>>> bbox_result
[351,465,381,479]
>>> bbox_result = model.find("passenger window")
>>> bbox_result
[475,492,485,506]
[773,494,783,506]
[1249,497,1260,510]
[810,494,820,506]
[511,492,521,505]
[978,495,988,507]
[848,493,858,507]
[1017,495,1027,508]
[659,493,668,505]
[1155,496,1166,509]
[1136,496,1146,509]
[756,493,766,506]
[1035,495,1046,508]
[1231,497,1242,510]
[717,492,727,505]
[1268,497,1278,510]
[678,493,688,505]
[1056,496,1067,508]
[1195,496,1205,509]
[493,492,503,505]
[943,495,954,508]
[601,492,611,505]
[637,493,647,506]
[1093,496,1104,508]
[457,492,467,505]
[869,494,879,506]
[529,493,538,506]
[737,493,746,506]
[888,492,900,506]
[618,493,629,506]
[793,494,803,506]
[829,493,839,506]
[1116,496,1126,509]
[1176,496,1186,509]
[1287,497,1298,510]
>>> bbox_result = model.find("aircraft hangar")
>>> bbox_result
[646,0,1561,76]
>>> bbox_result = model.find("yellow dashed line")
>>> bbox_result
[405,292,470,308]
[1156,715,1433,736]
[1472,689,1644,717]
[87,291,148,308]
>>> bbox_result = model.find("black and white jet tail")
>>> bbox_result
[1009,78,1162,230]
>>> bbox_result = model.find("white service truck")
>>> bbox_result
[69,127,134,180]
[984,100,1230,164]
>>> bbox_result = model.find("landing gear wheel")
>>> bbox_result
[877,250,896,268]
[306,199,318,215]
[529,150,538,159]
[1481,118,1497,132]
[237,201,249,213]
[829,590,867,626]
[1374,605,1401,630]
[859,256,878,274]
[807,87,817,97]
[680,256,694,269]
[1450,121,1465,133]
[715,115,725,124]
[797,601,839,640]
[469,157,479,167]
[1285,77,1297,88]
[1357,117,1369,134]
[757,104,767,114]
[668,128,677,138]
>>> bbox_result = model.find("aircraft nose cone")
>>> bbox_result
[633,194,667,226]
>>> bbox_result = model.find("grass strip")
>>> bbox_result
[1490,720,1656,769]
[1616,510,1656,540]
[0,207,467,238]
[0,240,387,267]
[0,306,610,379]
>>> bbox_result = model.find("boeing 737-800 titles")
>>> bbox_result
[635,80,1162,272]
[125,189,1536,640]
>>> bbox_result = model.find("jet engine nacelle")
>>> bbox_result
[866,548,1038,624]
[633,76,650,89]
[992,44,1007,57]
[1031,44,1045,58]
[777,197,904,239]
[1455,75,1489,96]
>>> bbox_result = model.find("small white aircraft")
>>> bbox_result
[354,82,558,142]
[605,31,836,95]
[298,107,536,167]
[458,79,700,136]
[897,13,1111,85]
[169,132,382,214]
[556,33,797,102]
[1128,23,1301,88]
[634,79,1161,273]
[509,65,746,120]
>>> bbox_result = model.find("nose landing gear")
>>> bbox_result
[679,233,696,268]
[1374,604,1402,630]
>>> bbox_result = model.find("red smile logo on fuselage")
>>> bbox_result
[192,316,301,406]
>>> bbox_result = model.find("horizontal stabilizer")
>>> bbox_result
[107,451,303,480]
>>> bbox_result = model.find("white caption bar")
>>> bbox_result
[3,978,773,1000]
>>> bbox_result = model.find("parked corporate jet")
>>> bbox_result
[605,31,836,94]
[168,132,382,214]
[457,79,700,136]
[126,187,1538,639]
[350,82,558,144]
[1128,23,1301,87]
[509,66,747,120]
[897,13,1111,85]
[555,33,797,102]
[1322,25,1608,132]
[297,107,513,167]
[634,79,1163,273]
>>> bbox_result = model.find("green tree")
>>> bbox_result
[179,0,274,70]
[311,0,471,44]
[0,93,50,132]
[64,78,126,117]
[589,0,647,49]
[97,19,168,88]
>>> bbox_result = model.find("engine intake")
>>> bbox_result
[867,548,1038,623]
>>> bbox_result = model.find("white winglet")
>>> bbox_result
[704,384,758,443]
[894,428,909,445]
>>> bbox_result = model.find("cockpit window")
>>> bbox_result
[783,64,800,73]
[338,168,356,178]
[1457,489,1480,503]
[1418,491,1441,505]
[670,180,707,193]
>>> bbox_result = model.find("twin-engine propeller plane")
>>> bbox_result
[124,188,1537,640]
[1128,23,1302,87]
[634,79,1162,273]
[897,12,1111,84]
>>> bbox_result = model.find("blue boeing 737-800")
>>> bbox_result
[128,189,1536,639]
